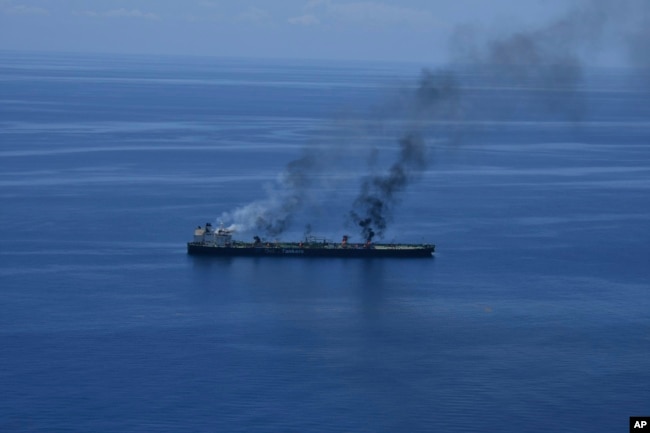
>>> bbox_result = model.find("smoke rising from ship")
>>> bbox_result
[220,151,323,236]
[220,68,460,240]
[349,71,460,241]
[220,0,650,240]
[350,134,426,242]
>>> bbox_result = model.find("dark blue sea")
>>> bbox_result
[1,51,649,432]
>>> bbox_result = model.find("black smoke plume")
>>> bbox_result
[349,71,460,241]
[350,134,427,241]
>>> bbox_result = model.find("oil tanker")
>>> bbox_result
[187,223,434,258]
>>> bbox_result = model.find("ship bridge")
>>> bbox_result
[193,223,233,247]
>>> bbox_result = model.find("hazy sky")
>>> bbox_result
[0,0,635,64]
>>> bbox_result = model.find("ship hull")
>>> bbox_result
[187,242,434,258]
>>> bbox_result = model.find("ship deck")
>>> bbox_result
[226,242,433,250]
[187,241,434,258]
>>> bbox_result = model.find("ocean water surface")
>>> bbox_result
[1,51,649,432]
